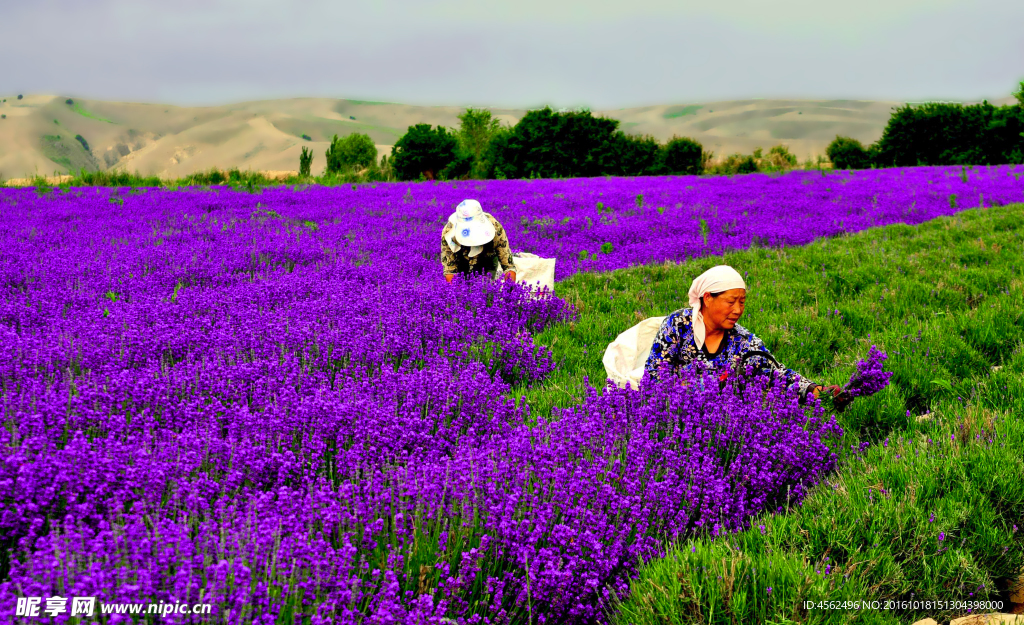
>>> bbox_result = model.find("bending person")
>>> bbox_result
[644,265,847,405]
[441,199,517,283]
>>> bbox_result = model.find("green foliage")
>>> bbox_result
[661,136,704,175]
[872,102,1024,167]
[17,95,23,100]
[74,135,90,152]
[764,145,798,171]
[68,169,164,187]
[488,107,623,179]
[65,98,74,105]
[325,133,377,174]
[827,136,874,170]
[390,124,459,181]
[516,203,1024,624]
[1,115,5,120]
[613,401,1024,625]
[1015,80,1024,107]
[600,132,665,176]
[456,108,504,179]
[736,155,758,174]
[301,134,312,141]
[600,242,614,254]
[299,146,313,177]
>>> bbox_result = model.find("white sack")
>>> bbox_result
[602,316,667,390]
[513,252,556,294]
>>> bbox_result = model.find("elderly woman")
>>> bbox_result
[441,199,517,282]
[644,265,849,406]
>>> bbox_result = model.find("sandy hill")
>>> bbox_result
[0,94,1016,180]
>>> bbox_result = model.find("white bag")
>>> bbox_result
[602,316,666,390]
[512,252,556,293]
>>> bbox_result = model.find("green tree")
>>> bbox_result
[391,124,459,181]
[1014,80,1024,107]
[456,108,503,178]
[299,146,313,177]
[661,136,704,175]
[826,136,873,170]
[325,133,377,174]
[489,107,622,179]
[599,133,663,176]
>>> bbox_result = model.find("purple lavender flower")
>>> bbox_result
[843,345,893,398]
[1,165,1022,624]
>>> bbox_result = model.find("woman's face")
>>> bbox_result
[702,288,746,331]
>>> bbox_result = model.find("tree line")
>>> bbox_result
[827,81,1024,170]
[303,80,1024,180]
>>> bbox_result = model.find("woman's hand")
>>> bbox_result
[503,270,517,282]
[814,385,854,412]
[813,384,844,398]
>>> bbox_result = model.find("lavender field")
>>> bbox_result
[2,165,1023,623]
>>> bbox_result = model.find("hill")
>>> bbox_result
[0,94,1016,180]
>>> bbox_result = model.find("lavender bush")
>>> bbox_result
[0,166,987,623]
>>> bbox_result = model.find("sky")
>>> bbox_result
[1,0,1022,109]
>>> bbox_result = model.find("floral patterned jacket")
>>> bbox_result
[440,215,517,276]
[644,307,818,401]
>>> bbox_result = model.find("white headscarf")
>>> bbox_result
[688,265,747,350]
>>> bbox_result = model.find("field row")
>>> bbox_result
[1,174,1022,623]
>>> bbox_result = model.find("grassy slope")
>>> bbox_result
[515,203,1024,623]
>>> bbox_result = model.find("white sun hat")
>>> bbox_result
[447,199,496,248]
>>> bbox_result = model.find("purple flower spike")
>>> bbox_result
[843,345,893,398]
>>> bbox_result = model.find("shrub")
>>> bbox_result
[299,146,313,177]
[1014,80,1024,107]
[764,145,798,171]
[1,115,5,120]
[736,155,759,174]
[66,98,74,105]
[661,136,704,175]
[601,133,664,176]
[390,124,458,181]
[74,135,90,152]
[17,94,23,100]
[301,134,312,141]
[826,136,873,170]
[325,133,377,174]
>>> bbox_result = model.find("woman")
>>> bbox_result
[441,199,517,282]
[644,265,849,406]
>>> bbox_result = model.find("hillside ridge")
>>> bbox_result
[0,94,1016,179]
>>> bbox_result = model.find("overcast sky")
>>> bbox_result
[2,0,1021,109]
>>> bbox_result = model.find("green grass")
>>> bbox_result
[518,204,1024,428]
[611,394,1023,625]
[510,203,1024,623]
[69,101,114,123]
[17,165,400,190]
[665,105,703,119]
